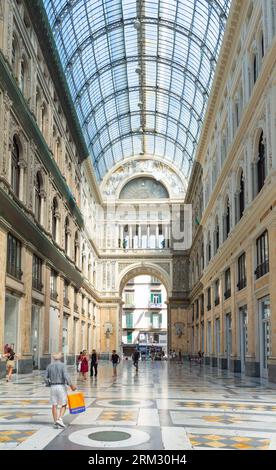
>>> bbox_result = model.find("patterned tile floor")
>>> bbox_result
[0,361,276,450]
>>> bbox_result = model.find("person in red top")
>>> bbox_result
[79,350,89,381]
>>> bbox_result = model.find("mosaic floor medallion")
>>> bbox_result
[88,431,131,442]
[69,427,151,448]
[95,399,154,408]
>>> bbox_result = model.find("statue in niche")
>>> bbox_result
[174,322,184,338]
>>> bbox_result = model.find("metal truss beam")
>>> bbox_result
[92,130,192,166]
[88,109,197,152]
[82,85,203,126]
[74,55,209,103]
[54,16,223,70]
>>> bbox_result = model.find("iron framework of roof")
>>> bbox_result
[43,0,231,181]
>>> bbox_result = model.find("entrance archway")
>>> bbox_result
[118,263,171,359]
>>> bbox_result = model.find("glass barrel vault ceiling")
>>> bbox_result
[43,0,232,181]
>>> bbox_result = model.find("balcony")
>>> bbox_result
[7,263,23,281]
[255,260,269,279]
[149,302,162,309]
[224,289,231,300]
[74,303,79,312]
[237,278,247,290]
[32,278,43,292]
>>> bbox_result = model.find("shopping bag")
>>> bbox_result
[67,392,86,414]
[77,362,81,372]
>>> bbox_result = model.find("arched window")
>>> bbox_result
[224,197,230,240]
[253,53,258,84]
[36,88,41,124]
[55,138,61,166]
[214,216,219,253]
[34,172,43,223]
[52,197,58,241]
[41,103,47,137]
[82,244,86,273]
[19,58,26,95]
[88,256,92,281]
[260,32,264,58]
[65,217,70,255]
[74,231,79,264]
[11,36,19,76]
[206,232,211,263]
[11,137,20,197]
[257,132,265,193]
[239,171,245,219]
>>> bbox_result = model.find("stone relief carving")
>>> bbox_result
[156,263,170,275]
[118,262,132,273]
[172,257,189,292]
[102,160,186,198]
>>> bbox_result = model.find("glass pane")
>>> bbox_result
[43,0,231,180]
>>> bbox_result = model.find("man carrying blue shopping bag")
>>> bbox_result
[45,352,77,429]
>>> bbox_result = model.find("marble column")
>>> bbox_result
[129,225,133,249]
[42,264,51,368]
[138,225,142,248]
[19,246,33,373]
[0,227,7,353]
[120,225,123,248]
[230,260,240,372]
[115,224,119,248]
[245,242,259,377]
[155,224,159,249]
[268,218,276,382]
[164,225,168,248]
[270,82,276,170]
[18,161,26,202]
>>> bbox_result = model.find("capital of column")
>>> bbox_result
[18,159,27,169]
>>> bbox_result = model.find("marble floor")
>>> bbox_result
[1,360,276,450]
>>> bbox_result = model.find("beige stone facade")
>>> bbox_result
[187,0,276,382]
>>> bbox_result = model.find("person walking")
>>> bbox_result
[79,350,89,381]
[45,352,76,429]
[90,349,98,378]
[77,351,82,378]
[178,349,182,363]
[132,349,140,373]
[3,345,17,382]
[111,350,120,377]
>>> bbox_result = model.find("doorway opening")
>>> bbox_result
[121,274,167,360]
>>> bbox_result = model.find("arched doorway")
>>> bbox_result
[118,263,171,359]
[121,274,168,359]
